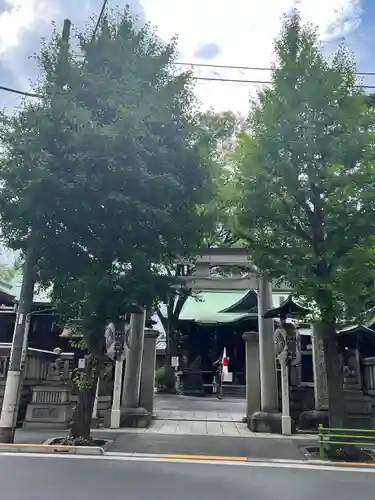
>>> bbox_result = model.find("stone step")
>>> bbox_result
[344,390,372,401]
[345,401,372,415]
[345,415,373,430]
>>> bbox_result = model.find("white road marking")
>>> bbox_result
[0,451,374,473]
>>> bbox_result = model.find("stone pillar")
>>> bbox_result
[139,329,158,415]
[298,323,330,430]
[311,323,328,410]
[248,278,283,433]
[91,377,100,428]
[110,359,124,429]
[120,309,150,427]
[257,277,278,411]
[242,332,261,416]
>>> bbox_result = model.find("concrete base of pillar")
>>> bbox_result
[110,409,121,429]
[248,411,296,434]
[0,427,14,443]
[281,415,292,435]
[120,407,151,428]
[299,409,329,430]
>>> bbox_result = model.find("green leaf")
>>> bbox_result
[235,11,375,323]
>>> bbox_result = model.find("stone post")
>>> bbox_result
[139,329,158,415]
[110,358,124,429]
[275,327,292,436]
[257,277,278,411]
[120,309,150,427]
[280,357,291,435]
[311,323,328,410]
[242,332,261,416]
[91,377,100,428]
[298,323,330,430]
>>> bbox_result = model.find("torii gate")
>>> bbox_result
[178,248,292,426]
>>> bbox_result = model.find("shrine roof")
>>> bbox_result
[263,295,310,319]
[193,312,255,325]
[5,272,50,304]
[0,271,50,305]
[178,290,257,325]
[338,324,375,336]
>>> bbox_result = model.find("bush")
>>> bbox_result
[325,444,373,462]
[180,369,204,396]
[58,436,96,447]
[155,366,176,393]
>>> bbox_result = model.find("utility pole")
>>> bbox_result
[0,19,71,443]
[0,232,38,442]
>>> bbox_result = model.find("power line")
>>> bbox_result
[175,62,272,72]
[196,76,270,85]
[0,86,42,99]
[57,57,375,78]
[174,61,375,78]
[4,8,375,102]
[194,75,375,89]
[0,2,110,102]
[3,74,375,100]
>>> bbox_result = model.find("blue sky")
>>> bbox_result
[0,0,374,265]
[0,0,374,112]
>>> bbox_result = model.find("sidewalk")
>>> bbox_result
[11,395,317,461]
[13,424,317,462]
[108,432,316,460]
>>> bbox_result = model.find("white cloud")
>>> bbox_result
[0,0,363,114]
[0,0,55,54]
[141,0,362,113]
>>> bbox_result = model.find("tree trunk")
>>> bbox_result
[70,376,97,439]
[320,322,346,428]
[162,323,177,391]
[165,325,177,366]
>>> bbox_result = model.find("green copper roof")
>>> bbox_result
[1,272,50,304]
[194,312,254,325]
[179,291,256,324]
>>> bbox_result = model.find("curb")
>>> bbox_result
[158,454,248,462]
[0,443,104,455]
[1,447,375,469]
[105,452,375,469]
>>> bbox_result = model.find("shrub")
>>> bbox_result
[155,366,176,393]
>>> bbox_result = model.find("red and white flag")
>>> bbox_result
[222,347,229,376]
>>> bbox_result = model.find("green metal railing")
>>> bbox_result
[318,424,375,458]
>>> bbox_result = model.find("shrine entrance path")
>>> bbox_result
[154,394,246,423]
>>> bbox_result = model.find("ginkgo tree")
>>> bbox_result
[0,8,213,441]
[234,11,375,427]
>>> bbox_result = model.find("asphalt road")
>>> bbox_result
[1,454,375,500]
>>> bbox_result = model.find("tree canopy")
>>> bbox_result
[0,11,211,270]
[234,11,375,426]
[0,9,215,437]
[235,12,375,323]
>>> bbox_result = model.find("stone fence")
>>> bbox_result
[0,343,56,384]
[0,343,58,424]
